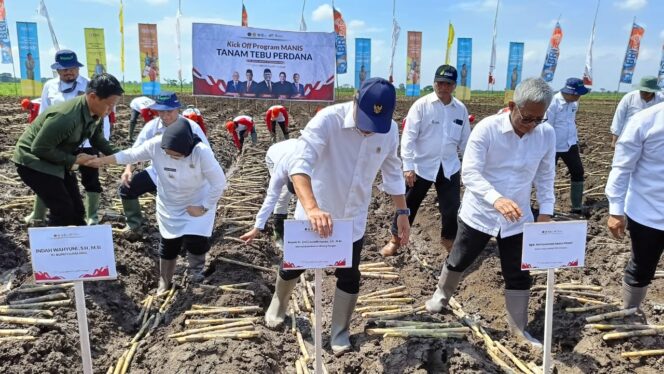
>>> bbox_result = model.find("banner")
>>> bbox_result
[192,24,336,101]
[541,22,563,82]
[138,23,160,95]
[0,0,11,64]
[619,22,645,84]
[119,0,124,74]
[16,22,42,96]
[241,3,248,27]
[445,22,454,65]
[456,38,472,100]
[354,38,371,89]
[488,0,500,88]
[659,44,664,88]
[506,42,524,90]
[333,7,347,74]
[583,1,600,86]
[406,31,422,97]
[37,0,59,51]
[84,28,107,78]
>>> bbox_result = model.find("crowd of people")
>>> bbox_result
[13,48,664,355]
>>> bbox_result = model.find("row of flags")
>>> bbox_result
[1,0,661,91]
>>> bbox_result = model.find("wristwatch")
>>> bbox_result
[396,208,411,216]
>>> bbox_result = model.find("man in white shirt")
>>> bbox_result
[546,77,590,214]
[610,76,663,147]
[25,50,112,226]
[119,92,209,241]
[128,96,156,141]
[240,139,298,246]
[605,102,664,311]
[381,65,470,256]
[264,78,410,356]
[425,78,556,349]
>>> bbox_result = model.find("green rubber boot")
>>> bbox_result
[121,198,145,241]
[24,196,47,225]
[570,181,584,214]
[84,192,101,225]
[129,121,137,142]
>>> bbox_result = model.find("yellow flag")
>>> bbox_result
[119,0,125,73]
[445,22,455,65]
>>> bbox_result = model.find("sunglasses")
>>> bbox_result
[514,106,547,125]
[60,80,78,94]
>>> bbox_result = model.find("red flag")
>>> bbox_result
[241,3,248,27]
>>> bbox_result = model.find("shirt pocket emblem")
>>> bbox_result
[376,147,381,153]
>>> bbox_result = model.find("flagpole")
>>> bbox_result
[10,59,18,96]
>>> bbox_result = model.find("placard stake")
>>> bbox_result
[314,268,323,374]
[542,268,555,373]
[74,281,93,374]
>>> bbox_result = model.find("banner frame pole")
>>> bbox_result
[314,268,323,374]
[74,281,93,374]
[542,268,555,374]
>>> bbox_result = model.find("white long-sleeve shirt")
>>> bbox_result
[459,112,556,238]
[610,90,664,137]
[400,93,470,181]
[39,75,111,146]
[546,92,579,152]
[288,102,405,241]
[605,102,664,230]
[133,116,209,183]
[115,136,226,238]
[254,139,298,229]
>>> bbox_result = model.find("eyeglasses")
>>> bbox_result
[514,106,547,125]
[60,80,78,94]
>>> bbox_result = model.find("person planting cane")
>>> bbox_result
[265,105,289,143]
[85,119,226,291]
[263,78,410,356]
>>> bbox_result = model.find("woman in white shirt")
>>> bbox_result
[86,119,226,292]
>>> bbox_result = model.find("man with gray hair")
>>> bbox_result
[425,78,556,348]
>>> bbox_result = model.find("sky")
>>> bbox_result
[1,0,663,92]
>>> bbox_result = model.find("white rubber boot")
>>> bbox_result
[505,289,542,349]
[330,288,359,356]
[265,276,298,328]
[425,265,463,313]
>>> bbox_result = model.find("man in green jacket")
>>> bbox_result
[12,73,124,227]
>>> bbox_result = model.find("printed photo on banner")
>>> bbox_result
[354,38,371,89]
[192,24,336,102]
[406,31,422,97]
[456,37,472,100]
[139,23,160,95]
[16,22,41,97]
[506,42,524,91]
[84,28,107,79]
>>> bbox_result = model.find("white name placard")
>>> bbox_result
[28,225,117,282]
[283,219,353,269]
[521,221,587,270]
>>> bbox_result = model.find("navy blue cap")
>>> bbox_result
[560,78,590,96]
[50,50,84,70]
[356,78,396,134]
[434,65,457,83]
[149,92,181,111]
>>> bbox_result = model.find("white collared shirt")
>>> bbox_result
[610,90,664,137]
[40,75,112,146]
[133,116,210,183]
[459,112,556,238]
[401,93,470,181]
[288,102,405,241]
[605,102,664,230]
[254,139,299,229]
[546,92,579,152]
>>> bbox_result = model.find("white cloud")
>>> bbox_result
[312,4,333,22]
[456,0,498,12]
[614,0,647,10]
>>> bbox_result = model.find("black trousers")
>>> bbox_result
[16,164,86,227]
[118,170,157,200]
[445,218,531,290]
[159,234,210,260]
[555,144,584,182]
[625,216,664,288]
[76,147,102,193]
[270,121,289,139]
[391,167,460,240]
[279,237,364,294]
[129,109,140,125]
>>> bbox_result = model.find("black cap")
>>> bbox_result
[434,65,457,84]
